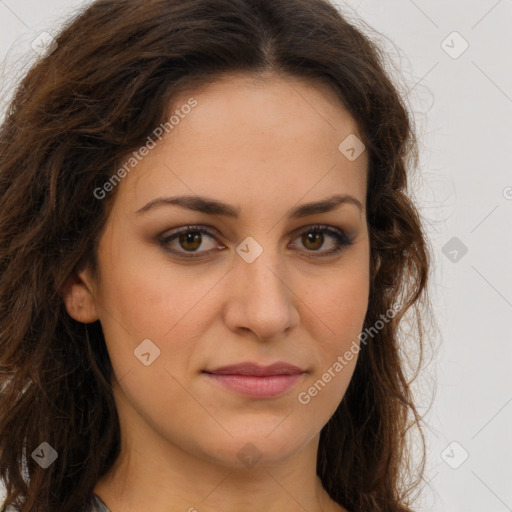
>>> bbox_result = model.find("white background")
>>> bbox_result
[0,1,511,511]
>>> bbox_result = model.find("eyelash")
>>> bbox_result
[158,224,353,260]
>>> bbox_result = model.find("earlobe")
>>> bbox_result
[61,267,99,324]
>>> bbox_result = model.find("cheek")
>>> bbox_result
[95,226,220,339]
[91,238,218,391]
[295,258,369,409]
[306,260,370,348]
[95,267,219,382]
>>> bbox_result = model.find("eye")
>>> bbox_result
[289,224,353,257]
[158,225,224,258]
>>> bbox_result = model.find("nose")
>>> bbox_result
[222,248,299,341]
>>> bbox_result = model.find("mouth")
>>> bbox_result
[202,362,307,398]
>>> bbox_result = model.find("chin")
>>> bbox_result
[201,427,315,469]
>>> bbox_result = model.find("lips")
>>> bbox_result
[202,362,306,398]
[203,362,305,376]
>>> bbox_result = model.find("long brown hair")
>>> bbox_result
[0,0,434,510]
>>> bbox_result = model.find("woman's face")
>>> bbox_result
[66,72,370,469]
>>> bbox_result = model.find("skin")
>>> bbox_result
[63,71,370,512]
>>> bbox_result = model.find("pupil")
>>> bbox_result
[304,232,322,250]
[180,232,201,250]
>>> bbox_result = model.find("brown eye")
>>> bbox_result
[290,225,353,257]
[178,231,202,251]
[302,231,324,251]
[159,226,224,258]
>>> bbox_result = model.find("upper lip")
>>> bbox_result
[204,362,306,376]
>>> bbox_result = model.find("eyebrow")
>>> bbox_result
[135,193,364,218]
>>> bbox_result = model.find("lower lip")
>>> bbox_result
[203,373,305,398]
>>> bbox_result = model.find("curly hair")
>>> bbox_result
[0,0,434,510]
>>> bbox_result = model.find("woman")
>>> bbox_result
[0,0,433,511]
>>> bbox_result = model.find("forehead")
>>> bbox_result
[172,71,361,142]
[114,72,368,218]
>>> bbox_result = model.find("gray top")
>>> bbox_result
[88,493,112,512]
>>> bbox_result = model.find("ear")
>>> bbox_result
[61,265,100,324]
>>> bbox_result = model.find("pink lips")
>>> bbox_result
[203,362,306,398]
